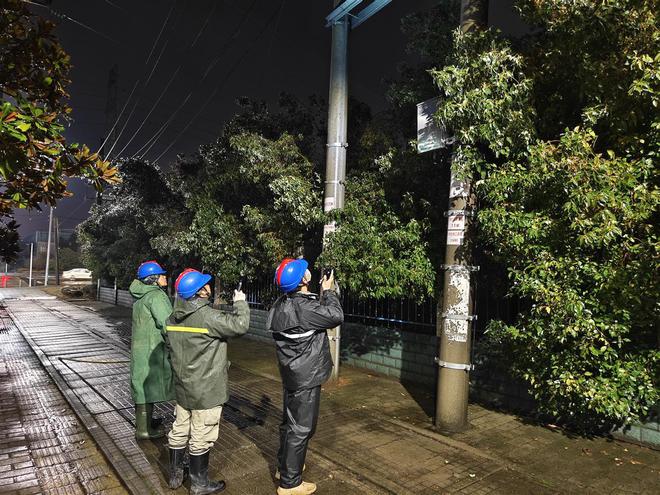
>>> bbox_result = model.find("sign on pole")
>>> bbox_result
[417,97,453,153]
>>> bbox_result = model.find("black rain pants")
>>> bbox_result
[277,385,321,489]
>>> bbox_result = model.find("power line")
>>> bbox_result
[132,92,192,158]
[201,0,260,81]
[145,0,177,67]
[134,0,260,160]
[153,5,283,164]
[108,0,217,159]
[258,0,287,90]
[23,0,118,43]
[113,67,182,157]
[191,0,218,48]
[96,79,140,154]
[100,0,178,159]
[145,38,170,87]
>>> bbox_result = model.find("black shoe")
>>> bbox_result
[189,451,225,495]
[168,447,186,489]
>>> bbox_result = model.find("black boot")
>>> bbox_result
[168,447,186,489]
[189,451,225,495]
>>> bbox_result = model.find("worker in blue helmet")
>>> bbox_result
[165,268,249,494]
[267,258,344,495]
[129,260,174,440]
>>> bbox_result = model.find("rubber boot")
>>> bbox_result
[189,451,225,495]
[276,481,317,495]
[135,404,164,440]
[168,447,186,489]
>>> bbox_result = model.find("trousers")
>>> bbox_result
[277,386,321,489]
[167,403,223,455]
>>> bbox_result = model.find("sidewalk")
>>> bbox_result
[0,299,124,495]
[2,288,659,494]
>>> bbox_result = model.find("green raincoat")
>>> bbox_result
[166,297,250,410]
[129,280,175,404]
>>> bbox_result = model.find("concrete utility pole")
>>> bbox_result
[54,216,60,286]
[44,206,54,286]
[29,243,34,287]
[434,0,488,433]
[322,0,392,381]
[323,0,349,381]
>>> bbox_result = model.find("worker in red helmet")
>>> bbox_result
[129,260,174,440]
[267,258,344,495]
[166,269,249,495]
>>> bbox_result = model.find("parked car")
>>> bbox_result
[62,268,93,281]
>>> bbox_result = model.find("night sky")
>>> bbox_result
[14,0,525,239]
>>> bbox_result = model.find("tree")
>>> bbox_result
[0,0,118,261]
[163,130,323,285]
[78,159,184,288]
[428,0,659,427]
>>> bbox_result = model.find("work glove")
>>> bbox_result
[233,289,246,302]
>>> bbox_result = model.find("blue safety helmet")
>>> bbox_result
[274,258,309,293]
[175,268,212,300]
[137,260,166,280]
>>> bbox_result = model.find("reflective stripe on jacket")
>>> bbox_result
[166,297,249,410]
[267,290,344,391]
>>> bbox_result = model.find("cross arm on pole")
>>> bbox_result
[350,0,392,29]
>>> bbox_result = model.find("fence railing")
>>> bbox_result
[243,265,521,336]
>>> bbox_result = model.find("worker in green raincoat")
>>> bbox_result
[129,260,175,439]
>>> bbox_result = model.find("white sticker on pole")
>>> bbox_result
[450,178,468,198]
[324,198,336,212]
[448,213,465,230]
[323,223,336,237]
[447,230,464,245]
[444,319,468,342]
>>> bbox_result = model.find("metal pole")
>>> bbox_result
[44,206,53,286]
[54,216,60,286]
[322,0,349,382]
[435,0,488,433]
[29,243,33,287]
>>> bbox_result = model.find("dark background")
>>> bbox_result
[14,0,525,239]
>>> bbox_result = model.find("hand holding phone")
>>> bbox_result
[321,268,334,291]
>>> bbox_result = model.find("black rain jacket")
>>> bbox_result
[266,290,344,391]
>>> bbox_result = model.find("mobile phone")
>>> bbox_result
[236,276,246,291]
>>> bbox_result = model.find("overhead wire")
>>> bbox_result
[134,0,260,160]
[144,39,170,87]
[258,0,286,90]
[96,79,140,154]
[102,0,126,12]
[112,66,182,157]
[191,0,218,48]
[152,5,283,164]
[22,0,118,43]
[99,0,178,157]
[111,0,218,159]
[144,0,177,67]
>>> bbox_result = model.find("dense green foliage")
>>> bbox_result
[430,1,659,425]
[77,0,658,426]
[0,0,118,262]
[78,160,184,288]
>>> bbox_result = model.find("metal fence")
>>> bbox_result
[243,269,520,336]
